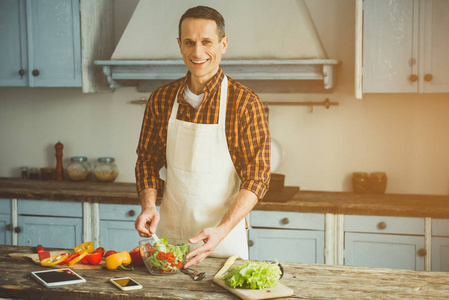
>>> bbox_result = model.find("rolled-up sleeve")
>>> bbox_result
[135,91,166,194]
[236,94,271,200]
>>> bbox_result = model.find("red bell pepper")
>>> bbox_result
[93,247,105,256]
[80,252,102,265]
[59,253,80,265]
[129,247,143,265]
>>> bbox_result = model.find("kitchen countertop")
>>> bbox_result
[2,245,449,299]
[1,177,449,218]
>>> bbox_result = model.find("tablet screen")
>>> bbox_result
[32,269,86,287]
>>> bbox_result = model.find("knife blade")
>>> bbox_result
[36,245,50,261]
[214,255,239,278]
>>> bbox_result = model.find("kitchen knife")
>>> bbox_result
[36,245,50,261]
[214,255,239,278]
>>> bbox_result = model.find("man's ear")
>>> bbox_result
[221,36,229,54]
[177,38,182,51]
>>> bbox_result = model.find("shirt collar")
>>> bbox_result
[178,68,225,103]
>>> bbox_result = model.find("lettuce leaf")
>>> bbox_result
[222,261,281,289]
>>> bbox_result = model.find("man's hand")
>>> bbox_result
[184,227,226,268]
[135,206,160,237]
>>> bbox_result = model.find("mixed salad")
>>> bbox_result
[222,261,282,290]
[143,238,189,274]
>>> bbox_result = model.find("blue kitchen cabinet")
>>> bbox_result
[0,0,82,87]
[0,199,13,245]
[99,204,159,252]
[249,211,325,263]
[0,0,28,86]
[17,200,83,249]
[344,215,425,271]
[432,219,449,272]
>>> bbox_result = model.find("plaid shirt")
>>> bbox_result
[135,68,271,200]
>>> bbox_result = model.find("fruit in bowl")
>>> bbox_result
[139,237,190,275]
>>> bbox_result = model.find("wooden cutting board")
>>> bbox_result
[8,250,106,269]
[213,276,294,300]
[213,256,294,300]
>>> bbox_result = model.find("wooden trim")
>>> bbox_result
[355,0,364,99]
[425,217,432,271]
[11,199,17,246]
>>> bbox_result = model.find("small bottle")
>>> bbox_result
[21,167,29,179]
[94,157,119,182]
[67,157,92,181]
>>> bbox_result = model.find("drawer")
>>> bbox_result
[18,199,82,218]
[345,215,424,235]
[0,199,11,214]
[432,219,449,236]
[250,211,324,230]
[99,203,145,221]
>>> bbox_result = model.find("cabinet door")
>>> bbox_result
[362,0,418,93]
[249,228,324,264]
[0,0,28,86]
[100,220,143,252]
[420,0,449,92]
[345,232,425,270]
[99,204,150,252]
[432,237,449,272]
[17,215,82,248]
[26,0,82,87]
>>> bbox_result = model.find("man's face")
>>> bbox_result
[178,18,228,84]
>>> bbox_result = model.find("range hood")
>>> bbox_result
[95,0,339,93]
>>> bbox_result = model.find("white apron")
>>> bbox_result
[157,76,248,259]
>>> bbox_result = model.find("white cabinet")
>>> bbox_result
[431,219,449,272]
[356,0,449,97]
[344,215,426,270]
[249,211,325,263]
[99,203,150,252]
[16,200,83,249]
[0,199,12,245]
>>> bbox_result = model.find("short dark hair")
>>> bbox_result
[178,6,225,40]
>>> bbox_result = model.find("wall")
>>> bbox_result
[1,0,448,195]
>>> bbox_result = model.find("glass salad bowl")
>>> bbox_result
[139,237,190,275]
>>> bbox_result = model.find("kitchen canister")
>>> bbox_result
[352,172,368,193]
[368,172,388,194]
[67,156,92,181]
[94,157,119,182]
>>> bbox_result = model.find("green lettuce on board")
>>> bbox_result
[222,261,282,290]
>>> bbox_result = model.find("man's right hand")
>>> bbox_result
[135,206,160,237]
[135,188,160,237]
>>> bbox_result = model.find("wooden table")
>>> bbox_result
[2,245,449,299]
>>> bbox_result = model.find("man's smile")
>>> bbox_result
[192,59,208,64]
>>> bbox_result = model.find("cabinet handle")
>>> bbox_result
[377,221,387,230]
[5,224,13,231]
[128,210,135,217]
[14,226,22,233]
[281,218,290,225]
[32,69,40,77]
[424,74,433,82]
[409,74,418,82]
[248,240,254,247]
[417,248,427,257]
[18,69,25,78]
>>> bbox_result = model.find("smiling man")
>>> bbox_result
[134,6,271,268]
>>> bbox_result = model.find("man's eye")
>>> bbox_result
[202,41,211,45]
[185,41,194,46]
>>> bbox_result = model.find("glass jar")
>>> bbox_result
[67,156,92,181]
[94,157,119,182]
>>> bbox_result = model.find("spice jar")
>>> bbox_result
[94,157,119,182]
[67,156,92,181]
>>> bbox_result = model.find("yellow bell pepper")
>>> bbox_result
[74,242,94,254]
[105,251,132,270]
[68,250,89,266]
[41,254,69,266]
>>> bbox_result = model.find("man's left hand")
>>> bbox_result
[184,227,225,268]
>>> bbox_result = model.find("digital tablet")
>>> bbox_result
[31,268,86,287]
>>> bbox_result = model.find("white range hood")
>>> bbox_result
[95,0,339,93]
